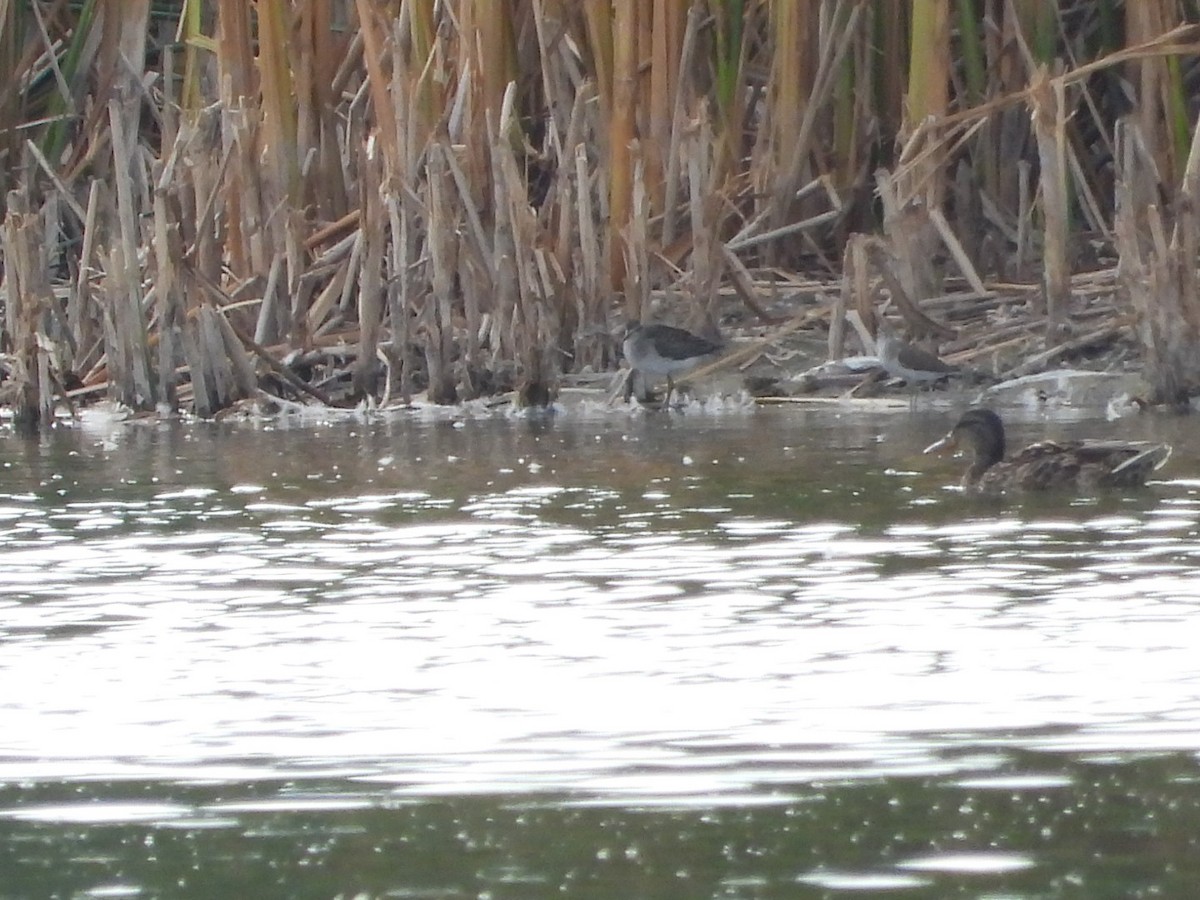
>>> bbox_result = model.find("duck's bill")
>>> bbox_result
[923,433,955,455]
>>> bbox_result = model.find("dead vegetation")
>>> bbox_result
[1,2,1200,432]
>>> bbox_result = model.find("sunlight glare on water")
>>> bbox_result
[2,407,1200,896]
[0,409,1198,800]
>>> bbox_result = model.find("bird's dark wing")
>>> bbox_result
[647,325,721,360]
[988,439,1169,491]
[896,343,956,374]
[987,441,1082,490]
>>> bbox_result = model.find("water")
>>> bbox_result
[1,402,1199,898]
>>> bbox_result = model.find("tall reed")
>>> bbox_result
[0,2,1197,424]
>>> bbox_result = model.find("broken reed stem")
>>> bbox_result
[609,0,637,292]
[151,161,181,409]
[108,95,157,409]
[5,7,1200,423]
[1030,67,1070,340]
[426,142,459,405]
[2,190,47,433]
[1116,122,1200,407]
[354,150,385,400]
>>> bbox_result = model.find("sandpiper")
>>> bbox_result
[623,322,721,405]
[875,323,957,386]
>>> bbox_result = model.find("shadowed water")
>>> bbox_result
[1,403,1198,898]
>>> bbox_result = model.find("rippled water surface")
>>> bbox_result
[2,403,1199,898]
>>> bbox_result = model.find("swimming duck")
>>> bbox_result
[623,322,721,404]
[923,408,1171,493]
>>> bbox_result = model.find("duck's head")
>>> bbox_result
[924,408,1006,477]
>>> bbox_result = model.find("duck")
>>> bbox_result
[622,322,721,405]
[923,407,1172,493]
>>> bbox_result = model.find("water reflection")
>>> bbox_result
[1,404,1199,896]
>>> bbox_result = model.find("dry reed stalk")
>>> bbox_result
[177,270,260,412]
[531,0,575,205]
[493,83,559,406]
[582,0,614,140]
[720,246,779,325]
[257,0,299,195]
[488,154,521,401]
[829,2,867,192]
[355,0,400,163]
[728,176,843,252]
[903,0,951,206]
[171,105,276,416]
[708,0,746,175]
[183,111,239,352]
[306,252,353,336]
[926,206,988,297]
[1125,0,1188,186]
[408,0,441,126]
[864,238,955,343]
[336,229,365,321]
[426,142,459,405]
[767,0,813,205]
[1001,323,1128,380]
[1063,132,1110,240]
[5,0,1200,424]
[875,169,943,311]
[253,253,284,344]
[829,234,867,361]
[684,109,720,332]
[383,186,414,406]
[1116,123,1200,407]
[443,140,492,397]
[1,190,53,432]
[216,0,255,104]
[1029,67,1069,338]
[215,109,251,294]
[874,1,906,149]
[377,15,427,408]
[107,95,157,409]
[151,160,183,409]
[193,304,233,415]
[301,0,350,224]
[764,1,860,244]
[685,304,832,384]
[473,0,513,126]
[71,179,104,372]
[0,2,25,197]
[256,1,312,355]
[849,233,873,348]
[660,3,701,250]
[573,136,605,359]
[609,1,637,291]
[620,148,649,325]
[177,0,210,116]
[646,0,685,220]
[442,131,493,271]
[535,59,584,368]
[213,305,259,399]
[354,148,384,399]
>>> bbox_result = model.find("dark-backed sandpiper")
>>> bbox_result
[623,323,721,405]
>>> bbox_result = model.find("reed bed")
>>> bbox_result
[1,2,1200,431]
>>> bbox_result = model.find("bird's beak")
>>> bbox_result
[923,432,957,455]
